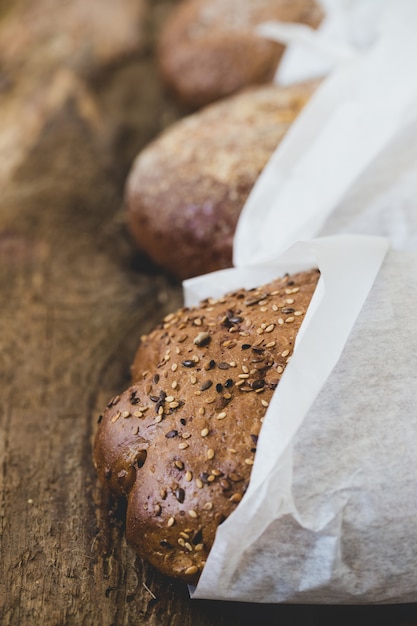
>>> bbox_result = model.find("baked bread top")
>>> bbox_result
[126,81,317,280]
[94,268,320,583]
[157,0,323,108]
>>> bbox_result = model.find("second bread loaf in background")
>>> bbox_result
[125,81,317,280]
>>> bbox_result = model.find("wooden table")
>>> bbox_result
[1,3,417,624]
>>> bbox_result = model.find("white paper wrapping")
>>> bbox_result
[182,0,417,604]
[193,247,417,604]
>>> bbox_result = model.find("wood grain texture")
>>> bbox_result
[0,1,416,624]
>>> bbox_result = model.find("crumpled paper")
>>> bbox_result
[182,0,417,604]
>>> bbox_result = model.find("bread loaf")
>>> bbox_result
[126,81,317,280]
[94,268,320,583]
[157,0,323,108]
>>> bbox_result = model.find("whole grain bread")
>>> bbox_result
[157,0,323,108]
[125,81,317,280]
[94,268,320,583]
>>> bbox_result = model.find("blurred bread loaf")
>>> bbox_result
[157,0,323,108]
[126,81,317,280]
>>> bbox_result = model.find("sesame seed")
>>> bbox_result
[198,407,205,416]
[201,428,209,437]
[182,432,192,439]
[207,449,215,460]
[294,310,303,316]
[174,460,184,470]
[155,414,163,423]
[167,517,175,527]
[256,328,264,335]
[229,493,242,503]
[178,538,185,547]
[189,510,198,519]
[216,412,227,420]
[169,401,180,409]
[185,565,199,576]
[194,318,202,326]
[281,349,290,357]
[238,373,249,379]
[261,399,269,408]
[278,318,284,325]
[175,487,185,503]
[241,365,249,373]
[133,411,143,418]
[196,479,203,489]
[194,544,204,552]
[265,341,276,348]
[245,458,255,466]
[171,363,178,372]
[111,411,121,423]
[190,376,197,384]
[272,304,278,311]
[285,317,295,323]
[185,471,193,482]
[165,395,174,403]
[121,410,130,418]
[179,531,190,539]
[203,502,213,511]
[265,324,275,333]
[171,381,178,389]
[179,442,189,450]
[185,542,193,551]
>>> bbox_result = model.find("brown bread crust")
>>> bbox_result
[126,81,317,280]
[94,268,320,583]
[157,0,323,108]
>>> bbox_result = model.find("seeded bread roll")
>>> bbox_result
[157,0,323,108]
[126,81,317,280]
[94,268,320,583]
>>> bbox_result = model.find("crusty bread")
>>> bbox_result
[125,81,317,280]
[157,0,323,108]
[94,268,320,583]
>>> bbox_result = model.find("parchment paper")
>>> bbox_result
[183,0,417,604]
